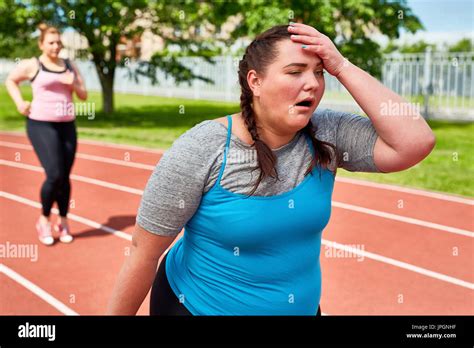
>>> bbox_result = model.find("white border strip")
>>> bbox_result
[0,191,132,242]
[333,201,474,238]
[0,159,144,195]
[336,176,474,205]
[0,141,156,170]
[322,240,474,290]
[0,130,165,154]
[0,263,79,315]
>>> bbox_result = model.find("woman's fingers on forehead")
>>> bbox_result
[290,35,323,45]
[288,22,322,36]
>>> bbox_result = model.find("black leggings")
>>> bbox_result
[150,252,193,315]
[26,118,77,217]
[150,252,322,316]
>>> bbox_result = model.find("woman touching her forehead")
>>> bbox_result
[107,23,435,316]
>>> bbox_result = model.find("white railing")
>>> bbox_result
[382,50,474,120]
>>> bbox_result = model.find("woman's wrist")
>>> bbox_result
[334,58,353,80]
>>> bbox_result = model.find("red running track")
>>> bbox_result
[0,131,472,315]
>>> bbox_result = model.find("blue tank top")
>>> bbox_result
[166,115,335,315]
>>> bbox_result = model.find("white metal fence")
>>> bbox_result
[1,51,473,120]
[383,50,474,120]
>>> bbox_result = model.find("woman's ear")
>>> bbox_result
[247,69,262,97]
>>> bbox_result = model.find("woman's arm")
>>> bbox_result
[106,223,176,315]
[69,60,88,100]
[289,22,436,173]
[336,63,435,173]
[4,58,36,115]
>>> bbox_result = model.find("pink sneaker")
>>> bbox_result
[54,223,73,243]
[36,220,54,246]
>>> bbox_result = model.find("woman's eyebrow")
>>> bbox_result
[283,62,323,69]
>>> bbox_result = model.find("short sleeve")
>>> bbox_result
[136,121,216,236]
[311,109,381,173]
[335,111,381,172]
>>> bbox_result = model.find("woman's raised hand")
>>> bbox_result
[288,22,348,77]
[59,70,75,85]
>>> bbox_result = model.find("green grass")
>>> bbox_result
[338,119,474,197]
[1,86,472,197]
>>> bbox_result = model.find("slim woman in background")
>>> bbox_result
[5,23,88,245]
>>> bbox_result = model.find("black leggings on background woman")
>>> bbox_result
[26,118,77,217]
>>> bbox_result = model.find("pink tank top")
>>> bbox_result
[29,57,75,122]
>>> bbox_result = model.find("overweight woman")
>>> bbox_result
[107,23,435,315]
[5,23,87,245]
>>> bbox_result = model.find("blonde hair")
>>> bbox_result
[38,23,61,43]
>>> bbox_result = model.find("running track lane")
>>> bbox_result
[0,132,473,315]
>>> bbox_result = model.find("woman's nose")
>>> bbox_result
[303,73,319,91]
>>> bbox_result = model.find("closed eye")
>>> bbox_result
[289,70,324,76]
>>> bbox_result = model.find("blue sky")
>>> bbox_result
[407,0,473,32]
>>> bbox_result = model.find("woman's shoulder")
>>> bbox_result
[179,118,227,142]
[167,118,228,155]
[15,58,39,79]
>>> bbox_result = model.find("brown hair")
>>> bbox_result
[38,23,61,44]
[238,24,336,197]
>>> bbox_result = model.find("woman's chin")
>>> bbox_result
[288,111,314,127]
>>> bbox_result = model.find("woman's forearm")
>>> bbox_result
[106,251,159,315]
[336,62,435,154]
[5,79,25,106]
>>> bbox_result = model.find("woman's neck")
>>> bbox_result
[244,108,299,150]
[40,54,60,65]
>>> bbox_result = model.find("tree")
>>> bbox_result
[1,0,423,113]
[225,0,423,78]
[29,0,234,114]
[0,0,35,57]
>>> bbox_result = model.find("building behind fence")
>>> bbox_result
[1,50,472,121]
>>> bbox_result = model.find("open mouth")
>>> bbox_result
[294,97,315,108]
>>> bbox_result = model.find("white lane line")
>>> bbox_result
[2,159,472,238]
[322,240,474,290]
[336,177,474,205]
[0,130,165,154]
[333,201,474,238]
[0,191,132,242]
[0,190,327,316]
[2,189,470,307]
[79,138,165,154]
[0,141,156,170]
[0,264,79,315]
[2,132,472,205]
[0,159,144,195]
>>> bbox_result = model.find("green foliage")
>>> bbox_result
[224,0,423,77]
[0,0,423,109]
[448,38,473,53]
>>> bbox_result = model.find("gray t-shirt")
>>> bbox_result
[137,108,381,237]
